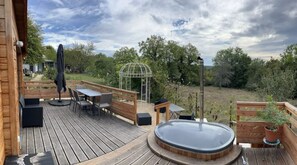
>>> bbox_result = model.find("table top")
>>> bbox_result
[76,89,102,97]
[170,104,185,112]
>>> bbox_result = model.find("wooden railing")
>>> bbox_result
[236,101,297,164]
[23,80,79,99]
[23,80,138,124]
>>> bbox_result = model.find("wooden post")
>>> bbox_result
[155,102,170,125]
[133,93,137,125]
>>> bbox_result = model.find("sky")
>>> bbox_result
[28,0,297,65]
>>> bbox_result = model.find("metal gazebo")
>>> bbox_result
[119,63,152,103]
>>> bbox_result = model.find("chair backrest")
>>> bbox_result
[68,87,74,99]
[73,90,80,102]
[100,93,112,104]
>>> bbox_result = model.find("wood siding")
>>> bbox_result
[236,101,297,164]
[0,1,6,163]
[0,0,22,157]
[0,80,5,165]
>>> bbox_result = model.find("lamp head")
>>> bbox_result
[16,41,24,47]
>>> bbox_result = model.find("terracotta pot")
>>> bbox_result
[264,126,279,142]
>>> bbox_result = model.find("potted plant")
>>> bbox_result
[257,96,290,142]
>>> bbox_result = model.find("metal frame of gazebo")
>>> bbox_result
[119,63,152,103]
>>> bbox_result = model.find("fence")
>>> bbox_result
[236,101,297,163]
[23,80,138,124]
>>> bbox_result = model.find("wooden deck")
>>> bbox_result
[82,138,294,165]
[20,102,146,165]
[110,148,294,165]
[84,134,294,165]
[20,102,295,165]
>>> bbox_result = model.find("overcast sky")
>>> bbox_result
[29,0,297,65]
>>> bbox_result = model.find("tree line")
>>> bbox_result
[28,16,297,102]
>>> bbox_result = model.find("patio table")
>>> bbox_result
[76,88,101,115]
[169,104,185,119]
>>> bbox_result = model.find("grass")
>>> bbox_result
[171,85,259,125]
[65,73,104,84]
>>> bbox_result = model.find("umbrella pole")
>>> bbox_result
[58,92,61,102]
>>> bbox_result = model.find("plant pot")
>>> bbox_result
[264,126,279,142]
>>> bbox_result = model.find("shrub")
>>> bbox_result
[44,67,56,80]
[257,96,290,130]
[257,69,295,101]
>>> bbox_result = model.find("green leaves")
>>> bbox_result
[64,43,95,73]
[257,69,296,101]
[257,96,290,129]
[26,16,44,65]
[213,47,251,88]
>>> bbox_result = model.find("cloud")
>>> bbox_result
[29,0,297,65]
[51,0,64,6]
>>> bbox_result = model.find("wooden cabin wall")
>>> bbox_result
[0,80,5,165]
[0,0,20,156]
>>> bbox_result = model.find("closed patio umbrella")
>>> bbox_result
[54,44,66,100]
[49,44,70,106]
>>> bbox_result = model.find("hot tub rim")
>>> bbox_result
[154,120,235,154]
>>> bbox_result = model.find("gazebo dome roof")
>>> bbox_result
[119,62,152,78]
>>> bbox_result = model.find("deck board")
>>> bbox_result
[117,144,149,165]
[54,111,88,162]
[21,102,146,165]
[43,105,69,165]
[81,117,120,150]
[33,127,44,153]
[27,128,35,154]
[130,149,154,165]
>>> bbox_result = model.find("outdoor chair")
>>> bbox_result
[68,87,85,112]
[68,87,75,111]
[95,93,112,116]
[73,90,92,117]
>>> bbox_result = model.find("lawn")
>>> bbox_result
[65,73,104,84]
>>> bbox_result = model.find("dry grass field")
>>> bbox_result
[171,85,259,125]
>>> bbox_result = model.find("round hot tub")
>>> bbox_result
[154,120,235,160]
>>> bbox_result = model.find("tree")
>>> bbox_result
[64,43,94,73]
[213,59,233,88]
[139,35,168,101]
[113,47,139,71]
[213,47,251,88]
[43,45,56,61]
[280,44,297,97]
[26,16,44,65]
[280,44,297,71]
[245,58,265,90]
[94,54,118,86]
[257,69,295,101]
[139,35,166,62]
